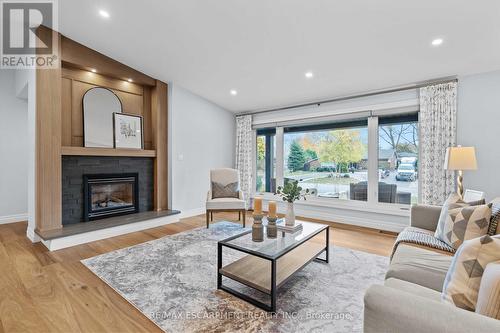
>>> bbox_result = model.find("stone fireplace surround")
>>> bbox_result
[62,156,154,225]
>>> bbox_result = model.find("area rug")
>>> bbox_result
[82,222,388,333]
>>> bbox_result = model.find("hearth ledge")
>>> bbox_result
[36,210,180,251]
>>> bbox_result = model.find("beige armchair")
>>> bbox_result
[206,168,246,228]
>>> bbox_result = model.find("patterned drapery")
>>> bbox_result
[419,82,457,205]
[235,115,253,206]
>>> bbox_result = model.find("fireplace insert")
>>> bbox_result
[83,173,139,221]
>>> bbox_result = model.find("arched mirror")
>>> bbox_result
[83,87,123,148]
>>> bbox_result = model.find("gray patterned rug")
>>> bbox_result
[82,222,388,333]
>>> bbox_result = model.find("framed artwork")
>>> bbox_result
[463,189,485,202]
[113,113,144,149]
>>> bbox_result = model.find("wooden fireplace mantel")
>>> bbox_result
[35,27,169,233]
[61,146,157,157]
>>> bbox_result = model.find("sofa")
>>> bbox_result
[364,204,500,333]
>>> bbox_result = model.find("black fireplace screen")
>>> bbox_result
[83,173,139,221]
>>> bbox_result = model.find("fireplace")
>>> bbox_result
[83,173,139,221]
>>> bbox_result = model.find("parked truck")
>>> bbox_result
[396,157,418,181]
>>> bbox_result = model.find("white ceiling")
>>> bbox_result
[59,0,500,113]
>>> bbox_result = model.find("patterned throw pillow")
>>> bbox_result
[476,261,500,319]
[435,193,490,249]
[488,199,500,236]
[211,181,239,199]
[442,235,500,311]
[435,194,470,239]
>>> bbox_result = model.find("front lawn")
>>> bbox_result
[302,176,359,185]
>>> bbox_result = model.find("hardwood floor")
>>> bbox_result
[0,212,396,332]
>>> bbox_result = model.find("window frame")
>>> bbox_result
[256,128,276,193]
[377,113,420,205]
[253,112,419,212]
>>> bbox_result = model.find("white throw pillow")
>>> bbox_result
[476,261,500,319]
[442,235,500,311]
[435,194,471,239]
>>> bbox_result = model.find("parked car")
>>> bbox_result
[396,163,417,181]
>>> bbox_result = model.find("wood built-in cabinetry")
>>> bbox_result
[35,27,169,233]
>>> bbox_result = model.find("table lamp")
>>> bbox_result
[444,146,477,198]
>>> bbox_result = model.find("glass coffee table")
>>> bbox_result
[217,221,329,312]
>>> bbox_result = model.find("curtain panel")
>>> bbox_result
[235,115,253,206]
[419,82,457,205]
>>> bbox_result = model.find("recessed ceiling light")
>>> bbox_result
[305,71,314,78]
[99,10,110,18]
[127,78,133,82]
[90,68,97,73]
[431,38,443,46]
[230,89,237,96]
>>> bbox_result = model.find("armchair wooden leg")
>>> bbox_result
[211,212,213,221]
[242,210,246,228]
[238,211,241,221]
[206,210,209,228]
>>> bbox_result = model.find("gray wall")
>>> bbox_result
[170,84,235,214]
[0,70,28,220]
[458,70,500,200]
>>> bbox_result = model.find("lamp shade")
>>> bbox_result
[444,146,477,170]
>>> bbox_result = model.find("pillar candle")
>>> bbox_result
[268,201,277,218]
[254,197,262,214]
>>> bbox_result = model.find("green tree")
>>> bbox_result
[318,130,365,175]
[287,141,306,172]
[257,136,265,161]
[304,149,318,161]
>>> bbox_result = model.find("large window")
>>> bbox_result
[254,113,419,206]
[378,115,419,204]
[283,121,368,201]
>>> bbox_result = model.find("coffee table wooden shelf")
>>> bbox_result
[217,221,329,312]
[220,241,325,293]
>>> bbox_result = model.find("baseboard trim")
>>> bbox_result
[41,214,181,251]
[295,207,406,233]
[26,227,41,243]
[0,213,28,225]
[178,207,206,219]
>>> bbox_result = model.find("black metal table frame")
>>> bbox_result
[217,225,329,312]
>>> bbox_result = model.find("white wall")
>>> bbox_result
[458,70,500,200]
[0,69,29,223]
[170,84,235,216]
